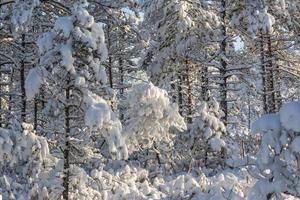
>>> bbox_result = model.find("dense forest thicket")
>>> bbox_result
[0,0,300,199]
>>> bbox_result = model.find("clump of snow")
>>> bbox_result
[54,16,73,38]
[84,91,128,160]
[37,32,55,55]
[209,137,226,152]
[291,136,300,153]
[75,76,86,86]
[10,0,40,35]
[25,67,44,100]
[259,7,275,33]
[84,98,111,130]
[60,40,75,74]
[89,58,107,84]
[251,113,281,135]
[279,101,300,132]
[74,6,94,28]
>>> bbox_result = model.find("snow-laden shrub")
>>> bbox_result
[250,101,300,199]
[0,122,58,200]
[190,99,226,152]
[175,98,227,170]
[70,164,250,200]
[123,82,186,152]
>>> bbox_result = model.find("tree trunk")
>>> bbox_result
[34,97,38,130]
[260,33,268,113]
[200,65,209,101]
[119,57,124,121]
[8,68,14,124]
[266,35,276,113]
[0,70,2,128]
[267,35,281,111]
[21,34,26,123]
[63,76,70,200]
[185,59,193,123]
[107,24,113,89]
[264,34,276,113]
[171,74,177,103]
[177,74,183,116]
[220,0,228,125]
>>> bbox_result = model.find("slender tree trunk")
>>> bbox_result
[40,88,45,132]
[8,68,14,124]
[185,59,193,123]
[200,65,209,101]
[119,57,124,121]
[177,73,183,116]
[107,25,113,89]
[247,89,251,130]
[171,74,177,103]
[21,34,26,123]
[63,76,70,200]
[265,34,276,113]
[0,71,2,128]
[260,33,268,113]
[34,97,38,130]
[267,35,281,111]
[220,0,228,125]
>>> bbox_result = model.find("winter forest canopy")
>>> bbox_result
[0,0,299,199]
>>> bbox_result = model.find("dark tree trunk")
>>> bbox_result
[8,68,14,125]
[63,76,70,200]
[266,35,276,113]
[177,74,183,116]
[261,33,277,114]
[0,70,2,128]
[107,25,113,89]
[220,0,228,125]
[171,74,177,103]
[21,34,26,123]
[34,97,38,130]
[260,33,268,113]
[185,59,193,123]
[119,57,124,121]
[267,35,281,111]
[200,65,209,101]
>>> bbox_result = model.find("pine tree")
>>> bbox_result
[25,1,128,198]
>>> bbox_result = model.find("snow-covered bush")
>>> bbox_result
[68,164,250,200]
[175,98,227,170]
[0,122,57,200]
[123,82,186,152]
[190,99,226,152]
[250,101,300,199]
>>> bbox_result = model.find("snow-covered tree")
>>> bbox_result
[24,1,128,198]
[123,81,186,175]
[141,0,219,122]
[124,81,186,151]
[231,0,300,114]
